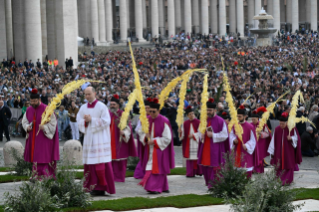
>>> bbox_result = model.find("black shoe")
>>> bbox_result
[163,190,170,193]
[186,176,195,178]
[90,190,105,196]
[148,191,160,194]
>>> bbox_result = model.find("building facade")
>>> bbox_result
[0,0,318,66]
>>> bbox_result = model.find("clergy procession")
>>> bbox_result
[21,44,307,198]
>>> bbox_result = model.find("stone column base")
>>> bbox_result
[256,38,272,47]
[95,41,110,46]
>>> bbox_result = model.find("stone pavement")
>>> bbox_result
[94,200,319,212]
[0,168,318,205]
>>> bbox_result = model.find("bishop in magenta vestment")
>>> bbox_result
[109,94,137,182]
[138,98,175,194]
[22,89,59,179]
[268,112,302,185]
[197,99,229,187]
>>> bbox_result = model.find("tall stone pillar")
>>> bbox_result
[127,0,130,29]
[78,0,88,38]
[175,0,182,31]
[248,0,255,29]
[135,0,146,41]
[229,0,236,33]
[201,0,209,35]
[91,0,99,42]
[280,0,285,23]
[255,0,262,27]
[105,0,113,42]
[12,0,25,62]
[219,0,226,36]
[98,0,106,43]
[273,0,280,34]
[142,0,147,29]
[5,0,13,59]
[237,0,244,37]
[267,0,274,26]
[193,0,200,34]
[25,0,42,63]
[210,0,218,34]
[168,0,175,39]
[286,0,292,24]
[158,0,165,36]
[151,0,159,38]
[311,0,318,31]
[307,0,311,24]
[40,0,47,60]
[292,0,298,32]
[47,0,56,60]
[0,0,7,60]
[184,0,192,35]
[120,0,128,42]
[86,0,92,36]
[55,0,78,68]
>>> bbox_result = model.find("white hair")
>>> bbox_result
[297,106,305,112]
[307,126,313,132]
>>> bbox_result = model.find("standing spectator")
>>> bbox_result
[36,59,41,69]
[68,57,74,68]
[68,101,79,140]
[57,105,69,141]
[301,127,318,157]
[0,100,12,142]
[40,89,48,105]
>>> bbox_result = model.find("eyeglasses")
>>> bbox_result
[149,110,157,114]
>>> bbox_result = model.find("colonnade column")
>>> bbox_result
[273,0,280,34]
[237,0,244,37]
[255,0,262,27]
[91,0,99,42]
[267,0,273,26]
[292,0,299,32]
[229,0,236,33]
[98,0,106,42]
[286,0,292,24]
[25,0,42,63]
[12,0,25,62]
[105,0,113,43]
[5,0,13,58]
[0,0,7,60]
[158,0,165,36]
[210,0,218,34]
[168,0,176,39]
[219,0,226,36]
[201,0,209,35]
[311,0,318,31]
[135,0,146,41]
[184,0,192,35]
[175,0,182,32]
[120,0,128,42]
[151,0,159,38]
[193,0,200,34]
[248,0,255,30]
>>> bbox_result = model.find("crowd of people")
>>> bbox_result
[1,31,319,153]
[2,29,319,196]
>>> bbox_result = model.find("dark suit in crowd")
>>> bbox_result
[0,105,12,142]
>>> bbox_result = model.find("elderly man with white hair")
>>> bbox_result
[300,126,318,157]
[296,106,306,136]
[309,105,319,122]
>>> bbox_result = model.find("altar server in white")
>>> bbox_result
[77,86,115,196]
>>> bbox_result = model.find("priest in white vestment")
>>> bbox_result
[77,86,115,196]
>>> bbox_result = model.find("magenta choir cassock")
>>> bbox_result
[252,122,272,173]
[179,118,202,177]
[137,114,175,193]
[22,103,60,178]
[197,115,230,186]
[134,118,149,179]
[77,99,116,194]
[109,109,137,182]
[229,122,259,179]
[268,126,302,185]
